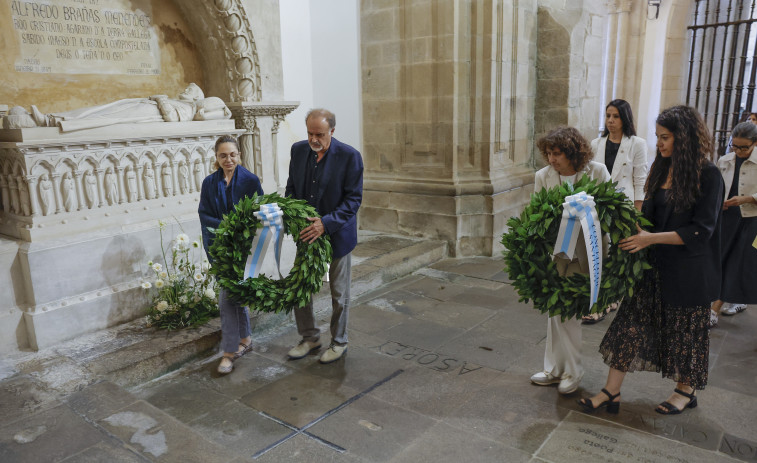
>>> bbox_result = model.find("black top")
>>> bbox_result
[728,155,747,199]
[304,150,328,210]
[604,138,621,174]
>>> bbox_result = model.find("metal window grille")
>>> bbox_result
[686,0,757,157]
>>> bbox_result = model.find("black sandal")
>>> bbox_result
[577,388,620,414]
[581,312,606,325]
[233,341,252,359]
[656,388,697,415]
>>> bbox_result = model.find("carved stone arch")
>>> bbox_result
[30,160,55,177]
[77,156,98,172]
[0,158,11,176]
[173,0,262,102]
[12,160,26,177]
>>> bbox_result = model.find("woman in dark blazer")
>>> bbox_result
[198,135,263,374]
[579,105,724,415]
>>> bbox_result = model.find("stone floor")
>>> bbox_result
[1,256,756,462]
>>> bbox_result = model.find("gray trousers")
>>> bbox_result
[294,253,351,345]
[219,288,251,353]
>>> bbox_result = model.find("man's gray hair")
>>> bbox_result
[306,108,336,129]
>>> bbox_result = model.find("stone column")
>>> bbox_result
[95,169,105,208]
[271,115,284,191]
[0,175,9,212]
[116,166,126,204]
[135,165,144,201]
[170,161,179,196]
[24,175,39,217]
[228,102,299,187]
[8,177,20,214]
[153,162,163,198]
[360,1,537,256]
[611,0,631,99]
[73,171,85,211]
[51,173,63,214]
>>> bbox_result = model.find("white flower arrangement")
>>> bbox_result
[143,221,219,330]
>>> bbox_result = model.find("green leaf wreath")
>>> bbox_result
[501,176,652,320]
[209,192,332,313]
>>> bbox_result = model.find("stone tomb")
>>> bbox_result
[0,120,240,351]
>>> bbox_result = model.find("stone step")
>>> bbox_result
[65,233,447,388]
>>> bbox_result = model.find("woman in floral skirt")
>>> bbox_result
[578,105,724,415]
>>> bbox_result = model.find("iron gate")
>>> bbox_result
[686,0,757,157]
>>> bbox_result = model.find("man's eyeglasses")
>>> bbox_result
[729,141,754,152]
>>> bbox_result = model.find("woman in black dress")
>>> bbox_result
[578,105,724,415]
[710,122,757,319]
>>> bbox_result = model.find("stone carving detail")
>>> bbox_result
[0,124,230,242]
[7,84,232,132]
[193,161,205,192]
[178,162,190,194]
[104,168,119,206]
[38,174,54,216]
[161,164,173,197]
[9,177,20,214]
[61,172,75,212]
[125,166,138,202]
[143,164,156,200]
[186,0,262,102]
[83,171,97,209]
[229,102,299,190]
[18,179,31,216]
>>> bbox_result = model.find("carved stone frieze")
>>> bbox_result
[0,121,242,241]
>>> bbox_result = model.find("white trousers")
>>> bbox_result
[544,316,583,380]
[543,250,587,380]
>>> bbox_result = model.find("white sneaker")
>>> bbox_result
[530,371,561,386]
[558,375,582,394]
[287,340,321,360]
[722,304,747,316]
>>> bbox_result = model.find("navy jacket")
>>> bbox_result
[643,162,724,307]
[285,137,363,259]
[198,165,263,261]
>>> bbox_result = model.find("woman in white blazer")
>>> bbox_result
[585,100,649,324]
[591,99,649,210]
[710,121,757,323]
[530,127,610,396]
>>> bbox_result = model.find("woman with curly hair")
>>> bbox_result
[579,105,724,415]
[529,126,610,395]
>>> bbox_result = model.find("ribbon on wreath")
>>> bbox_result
[244,203,284,279]
[553,192,603,311]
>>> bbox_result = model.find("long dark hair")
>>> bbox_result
[602,99,637,137]
[645,105,712,211]
[213,135,241,171]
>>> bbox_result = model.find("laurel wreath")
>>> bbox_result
[208,192,332,313]
[501,176,652,320]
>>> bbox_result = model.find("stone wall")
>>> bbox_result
[360,0,537,256]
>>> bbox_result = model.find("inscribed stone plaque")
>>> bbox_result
[538,412,735,463]
[8,0,160,75]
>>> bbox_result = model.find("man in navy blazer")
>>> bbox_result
[285,108,363,364]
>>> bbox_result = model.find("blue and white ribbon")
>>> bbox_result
[244,203,284,279]
[553,192,603,311]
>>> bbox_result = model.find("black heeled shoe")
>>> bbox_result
[656,388,697,415]
[577,388,620,414]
